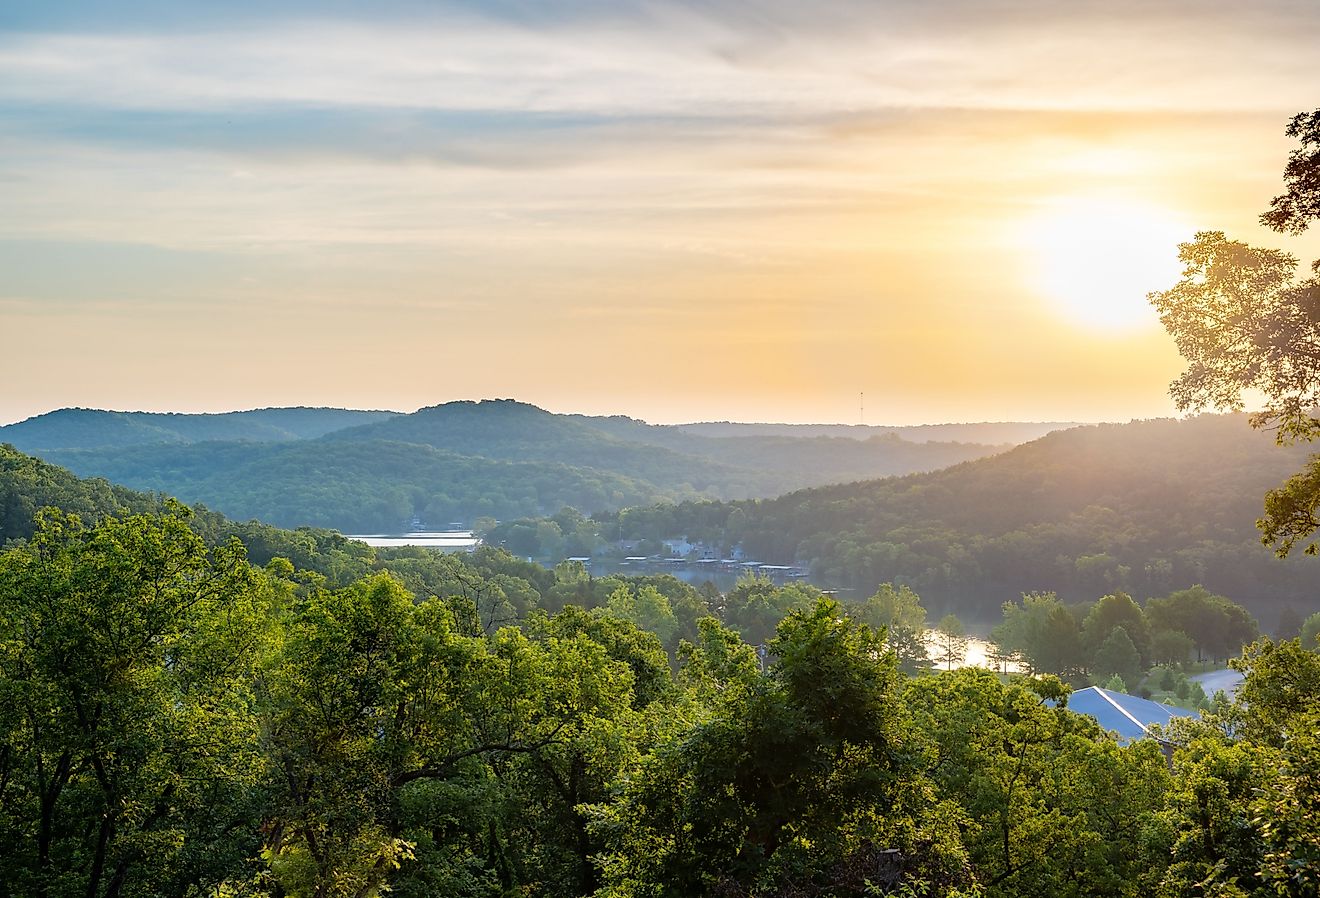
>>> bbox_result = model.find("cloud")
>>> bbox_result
[0,0,1315,427]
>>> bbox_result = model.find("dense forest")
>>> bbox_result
[560,414,1320,624]
[1,462,1318,897]
[3,402,1010,531]
[35,440,677,534]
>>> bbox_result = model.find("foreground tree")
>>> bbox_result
[1150,108,1320,556]
[1157,637,1320,897]
[0,507,273,898]
[907,669,1171,898]
[260,576,664,898]
[592,599,975,897]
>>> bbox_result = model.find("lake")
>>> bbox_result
[347,530,482,550]
[926,634,1024,672]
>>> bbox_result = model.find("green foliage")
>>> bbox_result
[933,614,968,671]
[1083,593,1151,667]
[603,584,680,647]
[1093,627,1143,692]
[1253,707,1320,895]
[1,477,1318,898]
[46,439,671,533]
[1301,611,1320,651]
[1146,586,1260,663]
[1229,638,1320,748]
[1149,628,1194,667]
[721,574,822,647]
[24,400,1004,533]
[906,669,1172,898]
[1155,633,1320,896]
[529,604,675,710]
[0,443,161,543]
[1151,111,1320,559]
[675,616,761,702]
[849,583,932,675]
[992,592,1083,678]
[592,599,973,898]
[0,505,274,897]
[1143,666,1205,711]
[1158,733,1275,897]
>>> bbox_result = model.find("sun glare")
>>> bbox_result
[1021,196,1189,332]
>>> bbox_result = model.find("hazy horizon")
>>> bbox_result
[1,397,1103,430]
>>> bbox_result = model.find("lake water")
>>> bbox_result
[925,634,1023,672]
[347,531,481,550]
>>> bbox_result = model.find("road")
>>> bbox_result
[1192,668,1245,699]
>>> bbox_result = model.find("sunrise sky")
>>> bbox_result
[3,0,1319,426]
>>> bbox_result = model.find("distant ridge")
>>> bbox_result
[10,399,1012,532]
[677,421,1084,444]
[0,407,399,450]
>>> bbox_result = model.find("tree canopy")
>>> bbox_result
[1150,107,1320,557]
[0,501,1316,896]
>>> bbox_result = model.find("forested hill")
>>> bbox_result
[13,400,1018,531]
[321,399,755,489]
[1,442,432,582]
[608,414,1320,622]
[0,443,162,541]
[40,440,678,532]
[0,406,396,450]
[323,399,1005,492]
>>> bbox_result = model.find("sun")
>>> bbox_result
[1020,195,1189,331]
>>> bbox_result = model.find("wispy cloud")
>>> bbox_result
[1,0,1317,424]
[2,1,1317,120]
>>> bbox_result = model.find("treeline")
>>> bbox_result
[0,406,395,449]
[592,415,1320,623]
[2,507,1318,898]
[995,588,1261,680]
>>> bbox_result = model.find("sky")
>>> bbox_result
[3,0,1319,426]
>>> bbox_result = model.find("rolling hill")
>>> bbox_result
[11,400,1016,530]
[0,407,397,451]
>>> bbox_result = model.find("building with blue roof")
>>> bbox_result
[1064,686,1200,744]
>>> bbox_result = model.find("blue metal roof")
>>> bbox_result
[1063,686,1199,743]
